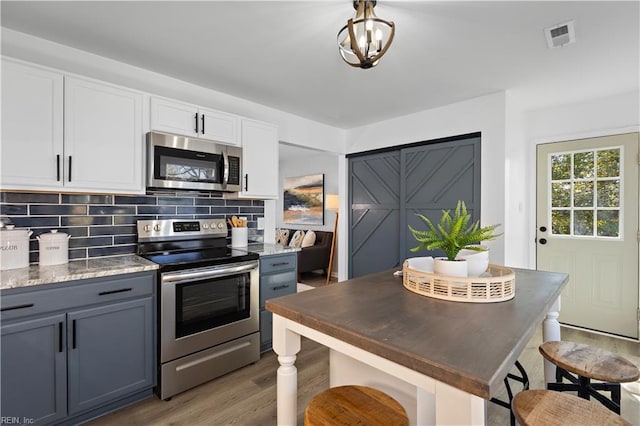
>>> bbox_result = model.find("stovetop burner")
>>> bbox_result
[137,219,258,272]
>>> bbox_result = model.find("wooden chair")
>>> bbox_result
[512,390,631,426]
[304,385,409,426]
[539,341,640,413]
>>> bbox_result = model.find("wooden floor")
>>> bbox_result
[87,276,639,425]
[298,271,337,286]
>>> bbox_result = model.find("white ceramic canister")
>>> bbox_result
[37,229,71,266]
[0,225,33,270]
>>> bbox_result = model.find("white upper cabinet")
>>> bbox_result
[238,119,278,199]
[150,97,240,145]
[0,59,144,193]
[64,77,143,192]
[199,107,240,145]
[149,97,198,138]
[1,59,64,189]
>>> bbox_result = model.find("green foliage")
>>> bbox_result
[408,200,501,261]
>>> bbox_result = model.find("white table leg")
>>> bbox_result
[272,314,301,426]
[435,381,486,425]
[542,296,561,386]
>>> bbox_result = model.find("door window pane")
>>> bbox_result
[548,146,621,239]
[597,180,620,208]
[573,181,593,207]
[551,154,571,180]
[573,151,594,179]
[597,211,620,237]
[551,210,570,235]
[551,182,571,207]
[574,210,594,236]
[597,149,620,178]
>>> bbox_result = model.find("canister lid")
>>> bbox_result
[38,229,69,241]
[0,225,32,236]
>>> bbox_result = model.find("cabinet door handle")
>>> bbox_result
[72,319,77,349]
[271,262,288,267]
[194,113,199,134]
[0,303,34,312]
[56,155,61,181]
[58,322,64,353]
[271,285,290,291]
[68,156,73,182]
[201,114,205,135]
[98,288,132,296]
[244,174,248,192]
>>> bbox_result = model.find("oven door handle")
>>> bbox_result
[161,262,257,284]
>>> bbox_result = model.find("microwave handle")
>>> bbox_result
[222,150,229,185]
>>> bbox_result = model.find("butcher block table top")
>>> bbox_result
[266,267,568,400]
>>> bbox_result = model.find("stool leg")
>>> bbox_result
[610,384,621,412]
[555,366,564,383]
[577,376,590,400]
[487,361,529,426]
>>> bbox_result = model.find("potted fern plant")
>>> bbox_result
[408,200,500,277]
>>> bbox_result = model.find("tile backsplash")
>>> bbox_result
[0,190,264,264]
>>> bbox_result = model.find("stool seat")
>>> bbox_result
[539,341,639,383]
[304,385,409,426]
[512,390,631,426]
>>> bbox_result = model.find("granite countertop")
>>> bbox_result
[0,255,159,291]
[239,242,301,257]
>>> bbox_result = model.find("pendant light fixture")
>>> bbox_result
[337,0,395,69]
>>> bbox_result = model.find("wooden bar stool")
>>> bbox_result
[539,341,640,414]
[512,390,631,426]
[304,385,409,426]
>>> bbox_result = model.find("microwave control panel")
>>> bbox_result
[228,156,240,185]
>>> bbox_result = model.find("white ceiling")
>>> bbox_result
[1,1,638,130]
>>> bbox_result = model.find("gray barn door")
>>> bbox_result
[349,136,481,278]
[402,139,481,260]
[349,151,401,278]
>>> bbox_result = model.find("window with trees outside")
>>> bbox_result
[549,147,622,238]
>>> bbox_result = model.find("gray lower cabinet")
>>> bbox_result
[259,253,297,352]
[1,313,67,425]
[67,297,154,415]
[0,271,156,425]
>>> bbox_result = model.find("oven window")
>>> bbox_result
[175,272,250,338]
[154,145,222,183]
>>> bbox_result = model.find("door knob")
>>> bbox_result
[539,238,547,245]
[539,226,547,232]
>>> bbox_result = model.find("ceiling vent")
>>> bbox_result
[545,20,576,48]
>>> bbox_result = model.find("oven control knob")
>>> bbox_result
[153,224,161,232]
[143,224,151,232]
[202,223,209,229]
[217,222,224,229]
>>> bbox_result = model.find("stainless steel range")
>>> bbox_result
[137,218,259,400]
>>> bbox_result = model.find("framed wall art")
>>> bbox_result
[283,174,324,225]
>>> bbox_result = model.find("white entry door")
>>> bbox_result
[536,133,639,339]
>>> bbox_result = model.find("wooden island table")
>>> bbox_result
[266,268,568,425]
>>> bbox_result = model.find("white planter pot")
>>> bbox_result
[0,226,33,270]
[456,246,489,277]
[433,258,468,277]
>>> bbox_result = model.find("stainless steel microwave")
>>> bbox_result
[147,132,242,192]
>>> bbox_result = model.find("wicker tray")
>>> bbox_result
[402,261,515,303]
